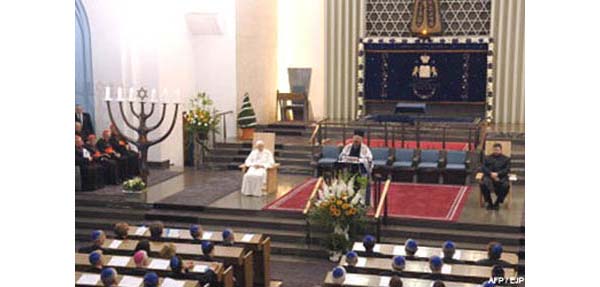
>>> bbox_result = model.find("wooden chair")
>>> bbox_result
[239,132,280,194]
[476,140,517,209]
[276,90,308,122]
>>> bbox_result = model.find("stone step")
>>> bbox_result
[75,206,146,221]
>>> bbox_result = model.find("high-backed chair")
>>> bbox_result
[239,132,280,194]
[416,149,442,183]
[371,147,392,177]
[391,148,417,182]
[443,150,470,184]
[316,145,341,176]
[476,140,517,209]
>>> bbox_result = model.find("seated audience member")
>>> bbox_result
[159,243,177,259]
[421,255,444,280]
[134,239,151,254]
[476,242,512,267]
[404,239,418,259]
[133,250,150,268]
[380,255,405,277]
[199,241,217,262]
[441,241,464,264]
[482,281,495,287]
[75,122,85,138]
[241,140,274,197]
[491,264,505,278]
[389,275,403,287]
[331,266,346,285]
[169,255,193,278]
[479,143,511,210]
[113,222,130,240]
[199,268,219,287]
[149,221,164,241]
[143,272,159,287]
[432,281,446,287]
[110,124,140,177]
[76,135,105,191]
[87,134,121,184]
[189,224,203,243]
[97,129,129,180]
[344,251,358,272]
[79,230,106,253]
[100,267,118,287]
[221,228,235,246]
[363,235,376,256]
[86,250,104,272]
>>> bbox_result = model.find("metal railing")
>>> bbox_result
[311,118,486,151]
[211,110,234,146]
[303,177,323,244]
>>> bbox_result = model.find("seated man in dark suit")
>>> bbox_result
[81,250,104,273]
[189,224,203,244]
[75,122,85,138]
[169,255,193,278]
[432,281,446,287]
[76,135,105,191]
[78,230,106,253]
[97,129,129,180]
[379,255,405,277]
[344,251,359,273]
[143,272,159,287]
[362,235,377,256]
[404,239,419,260]
[476,242,512,267]
[100,267,118,287]
[113,222,129,240]
[134,239,151,254]
[421,255,444,281]
[479,143,511,210]
[149,221,164,241]
[87,134,121,184]
[110,124,140,177]
[221,228,235,246]
[441,241,464,264]
[389,275,403,287]
[199,241,218,262]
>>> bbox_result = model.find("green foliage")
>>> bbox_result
[237,92,257,128]
[122,177,146,191]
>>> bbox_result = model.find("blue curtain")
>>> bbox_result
[75,0,94,120]
[364,42,488,102]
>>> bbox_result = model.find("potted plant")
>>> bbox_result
[184,92,220,142]
[237,92,257,140]
[122,177,147,193]
[308,172,368,261]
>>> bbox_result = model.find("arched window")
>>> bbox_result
[75,0,94,121]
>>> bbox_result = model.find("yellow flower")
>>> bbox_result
[320,201,330,208]
[336,200,343,206]
[342,203,350,210]
[329,205,337,213]
[345,210,352,216]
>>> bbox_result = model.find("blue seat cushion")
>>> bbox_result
[318,158,337,165]
[395,149,414,162]
[392,161,413,168]
[322,146,339,159]
[420,150,439,163]
[446,163,466,170]
[417,162,438,169]
[446,151,466,164]
[371,148,390,161]
[373,160,388,167]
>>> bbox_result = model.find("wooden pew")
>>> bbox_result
[75,253,232,287]
[339,255,515,284]
[323,272,481,287]
[100,238,254,287]
[75,271,201,287]
[127,225,271,287]
[352,242,519,265]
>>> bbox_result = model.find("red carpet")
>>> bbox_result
[262,178,318,212]
[339,139,469,151]
[263,179,471,222]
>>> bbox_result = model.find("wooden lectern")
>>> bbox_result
[277,90,308,122]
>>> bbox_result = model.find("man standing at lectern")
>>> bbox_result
[339,130,373,204]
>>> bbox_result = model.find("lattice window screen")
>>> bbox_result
[365,0,491,37]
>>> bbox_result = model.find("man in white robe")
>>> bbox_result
[339,130,373,173]
[241,140,274,197]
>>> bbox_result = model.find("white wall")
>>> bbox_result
[84,0,238,166]
[277,0,326,121]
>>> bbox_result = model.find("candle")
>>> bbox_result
[150,89,157,103]
[117,87,123,101]
[128,87,135,101]
[104,86,111,101]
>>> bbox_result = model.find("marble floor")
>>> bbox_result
[151,168,524,227]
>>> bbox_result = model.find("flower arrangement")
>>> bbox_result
[184,92,220,139]
[122,177,146,193]
[308,172,368,260]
